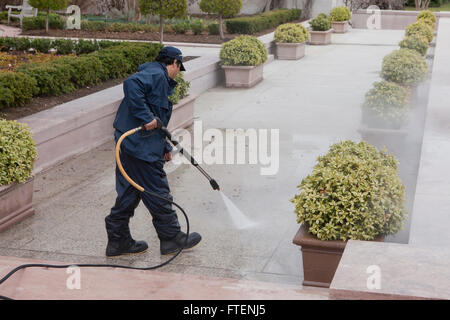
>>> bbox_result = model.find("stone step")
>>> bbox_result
[0,256,329,300]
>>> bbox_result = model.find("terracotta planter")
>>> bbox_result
[293,224,384,288]
[222,64,264,88]
[0,178,35,232]
[276,42,306,60]
[332,21,349,33]
[167,94,198,132]
[309,29,332,45]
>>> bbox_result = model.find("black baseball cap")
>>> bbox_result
[158,46,186,71]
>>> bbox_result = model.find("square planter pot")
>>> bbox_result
[276,42,306,60]
[293,224,384,288]
[358,125,408,157]
[167,94,198,132]
[309,29,332,45]
[0,178,35,232]
[222,64,264,88]
[332,21,349,33]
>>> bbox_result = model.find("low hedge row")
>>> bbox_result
[0,42,162,109]
[225,8,301,35]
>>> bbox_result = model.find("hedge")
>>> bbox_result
[225,8,301,34]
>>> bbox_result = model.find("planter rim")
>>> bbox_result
[221,64,262,70]
[0,177,34,196]
[172,94,198,111]
[331,20,349,24]
[358,124,408,135]
[293,224,385,249]
[275,42,307,46]
[310,29,333,34]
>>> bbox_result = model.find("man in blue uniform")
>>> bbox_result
[105,46,202,257]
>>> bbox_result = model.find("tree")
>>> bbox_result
[199,0,242,40]
[29,0,68,33]
[138,0,187,43]
[415,0,431,9]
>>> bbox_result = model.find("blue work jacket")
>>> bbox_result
[113,62,177,163]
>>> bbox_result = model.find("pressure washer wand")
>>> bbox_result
[150,118,220,192]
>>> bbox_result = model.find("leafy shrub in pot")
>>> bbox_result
[220,35,267,66]
[361,81,410,128]
[399,35,429,56]
[405,21,434,43]
[291,140,406,241]
[309,13,332,31]
[169,73,190,105]
[417,10,436,29]
[274,23,309,43]
[381,49,428,86]
[0,119,37,186]
[329,6,351,22]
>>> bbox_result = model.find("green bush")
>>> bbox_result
[169,73,190,105]
[74,39,100,55]
[172,22,190,34]
[53,39,75,55]
[225,8,301,34]
[399,35,429,56]
[291,140,406,241]
[405,21,434,43]
[220,35,267,66]
[31,38,52,53]
[18,61,75,96]
[98,40,124,49]
[0,11,8,21]
[105,43,163,73]
[329,6,351,22]
[190,20,206,35]
[417,10,436,28]
[15,37,32,51]
[361,81,410,128]
[0,72,38,108]
[381,48,428,85]
[0,119,37,186]
[274,23,309,43]
[89,50,130,79]
[81,20,109,32]
[207,23,220,35]
[52,56,105,88]
[0,37,31,51]
[22,14,65,30]
[310,13,332,31]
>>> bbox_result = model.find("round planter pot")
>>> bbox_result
[309,29,332,45]
[293,224,384,288]
[332,21,349,33]
[222,64,264,88]
[276,42,306,60]
[0,177,35,232]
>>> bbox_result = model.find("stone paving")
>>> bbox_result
[0,29,410,292]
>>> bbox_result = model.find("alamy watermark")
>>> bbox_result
[366,265,381,290]
[168,121,280,176]
[366,5,381,30]
[66,266,81,290]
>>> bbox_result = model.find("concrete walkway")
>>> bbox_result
[0,29,407,297]
[0,24,21,37]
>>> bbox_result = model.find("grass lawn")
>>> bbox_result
[404,4,450,11]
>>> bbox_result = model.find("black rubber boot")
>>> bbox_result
[160,231,202,255]
[106,237,148,257]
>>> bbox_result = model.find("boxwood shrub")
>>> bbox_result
[0,119,37,186]
[0,72,38,108]
[22,13,65,31]
[291,140,406,241]
[220,35,268,66]
[310,13,332,31]
[329,6,351,22]
[225,8,301,34]
[399,35,429,56]
[274,23,309,43]
[169,73,190,105]
[405,21,434,43]
[381,48,428,85]
[417,10,436,28]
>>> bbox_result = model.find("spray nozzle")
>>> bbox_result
[210,179,220,191]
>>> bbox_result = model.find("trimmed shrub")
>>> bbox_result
[0,37,31,51]
[310,13,332,31]
[0,119,37,186]
[329,6,351,22]
[15,37,32,51]
[169,72,190,105]
[207,23,220,35]
[52,56,105,88]
[172,22,190,34]
[74,39,100,55]
[291,140,406,241]
[405,21,434,43]
[18,61,75,96]
[225,8,301,34]
[274,23,309,43]
[362,81,410,127]
[399,35,429,56]
[105,43,163,73]
[0,72,38,108]
[89,49,130,80]
[22,13,65,30]
[31,38,52,53]
[381,48,428,85]
[220,35,267,66]
[417,10,436,28]
[98,40,124,49]
[190,19,206,35]
[52,39,75,55]
[81,20,109,32]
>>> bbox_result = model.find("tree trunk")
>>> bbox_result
[219,14,224,40]
[46,9,49,34]
[159,15,164,44]
[264,0,272,12]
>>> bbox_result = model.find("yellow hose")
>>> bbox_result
[115,127,145,192]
